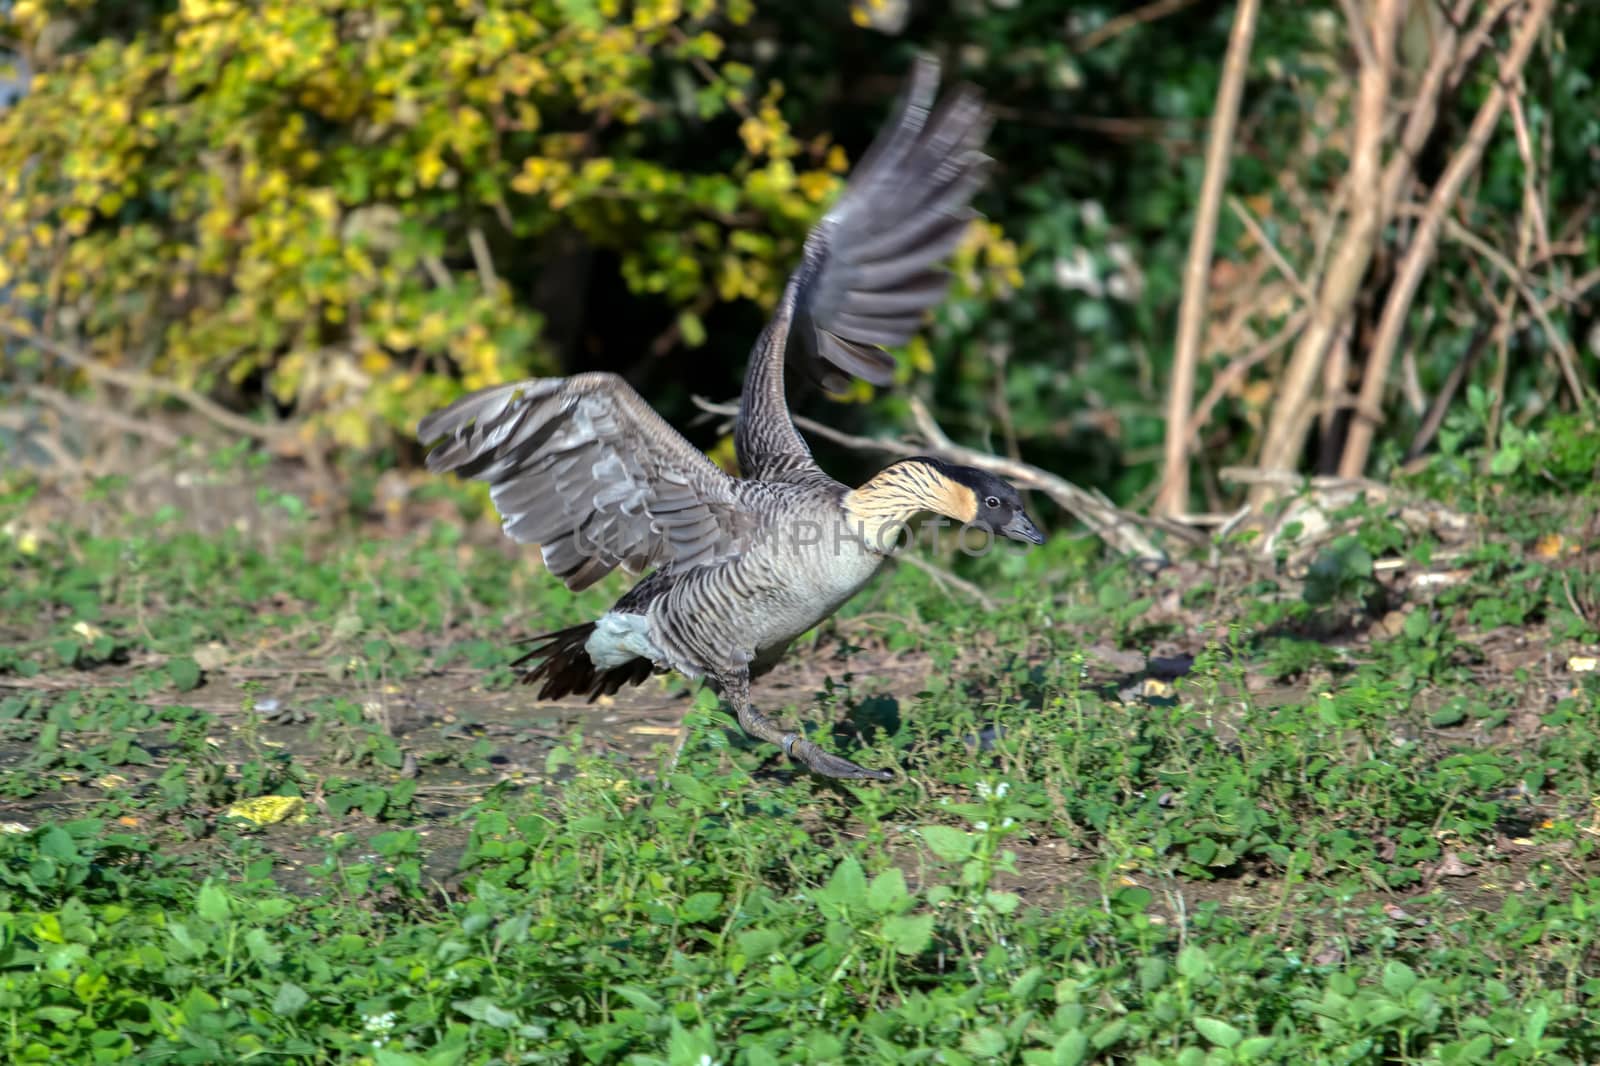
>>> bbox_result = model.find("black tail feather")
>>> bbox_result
[512,622,655,702]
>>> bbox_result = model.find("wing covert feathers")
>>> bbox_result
[419,374,751,591]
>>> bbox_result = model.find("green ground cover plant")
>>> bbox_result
[2,426,1598,1063]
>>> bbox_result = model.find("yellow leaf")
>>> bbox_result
[417,149,445,188]
[224,796,309,826]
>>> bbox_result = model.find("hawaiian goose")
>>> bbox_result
[418,57,1042,780]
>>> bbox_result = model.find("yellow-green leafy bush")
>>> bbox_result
[0,0,1019,449]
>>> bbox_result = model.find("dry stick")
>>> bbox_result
[1319,326,1353,462]
[897,553,997,612]
[1227,195,1315,304]
[1183,310,1308,454]
[1506,88,1552,264]
[1072,0,1204,52]
[1251,0,1401,504]
[1434,213,1589,410]
[1400,337,1428,416]
[0,320,289,443]
[466,227,499,292]
[1404,324,1493,462]
[24,384,183,449]
[1156,0,1260,517]
[1251,0,1477,496]
[1338,0,1559,478]
[1336,0,1379,70]
[1381,0,1503,219]
[1448,0,1525,88]
[1220,466,1387,493]
[1483,285,1519,467]
[690,395,1179,559]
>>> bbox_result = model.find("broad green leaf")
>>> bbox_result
[880,913,933,956]
[196,880,230,923]
[272,982,310,1017]
[1193,1017,1242,1049]
[866,867,909,913]
[922,825,973,861]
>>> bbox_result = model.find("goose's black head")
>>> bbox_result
[921,458,1045,545]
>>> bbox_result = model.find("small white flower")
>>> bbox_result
[974,820,990,832]
[363,1011,397,1035]
[1052,248,1102,295]
[975,781,993,800]
[995,782,1010,799]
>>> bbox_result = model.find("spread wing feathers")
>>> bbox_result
[418,374,754,591]
[796,54,992,391]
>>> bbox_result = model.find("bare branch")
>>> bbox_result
[0,320,291,443]
[1228,195,1314,304]
[23,384,183,449]
[466,227,500,292]
[1339,0,1561,478]
[1378,0,1506,223]
[1433,212,1589,413]
[1184,310,1308,455]
[1072,0,1205,53]
[1157,0,1260,517]
[1404,325,1492,462]
[1337,0,1378,70]
[1253,0,1401,498]
[897,553,996,611]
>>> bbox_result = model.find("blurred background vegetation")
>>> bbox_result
[1,0,1595,520]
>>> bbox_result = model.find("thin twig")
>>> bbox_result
[1447,0,1524,89]
[1228,196,1314,304]
[1220,466,1387,493]
[896,553,996,611]
[669,26,753,120]
[421,254,453,290]
[1183,309,1308,454]
[1404,324,1491,461]
[1339,0,1559,478]
[1379,0,1482,218]
[1432,211,1589,411]
[24,384,183,448]
[0,320,289,442]
[466,227,499,292]
[1506,87,1552,264]
[1158,0,1260,517]
[1337,0,1378,70]
[1072,0,1204,52]
[1484,285,1517,465]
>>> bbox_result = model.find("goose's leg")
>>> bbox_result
[716,669,894,782]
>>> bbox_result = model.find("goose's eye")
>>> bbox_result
[984,495,1001,509]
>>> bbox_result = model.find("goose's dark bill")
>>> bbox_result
[1001,512,1045,545]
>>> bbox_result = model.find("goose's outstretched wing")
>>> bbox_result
[419,374,755,591]
[736,55,992,484]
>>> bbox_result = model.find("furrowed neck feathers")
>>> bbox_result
[842,460,977,546]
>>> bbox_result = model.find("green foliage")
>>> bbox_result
[5,3,1598,500]
[4,457,1600,1060]
[0,0,1016,450]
